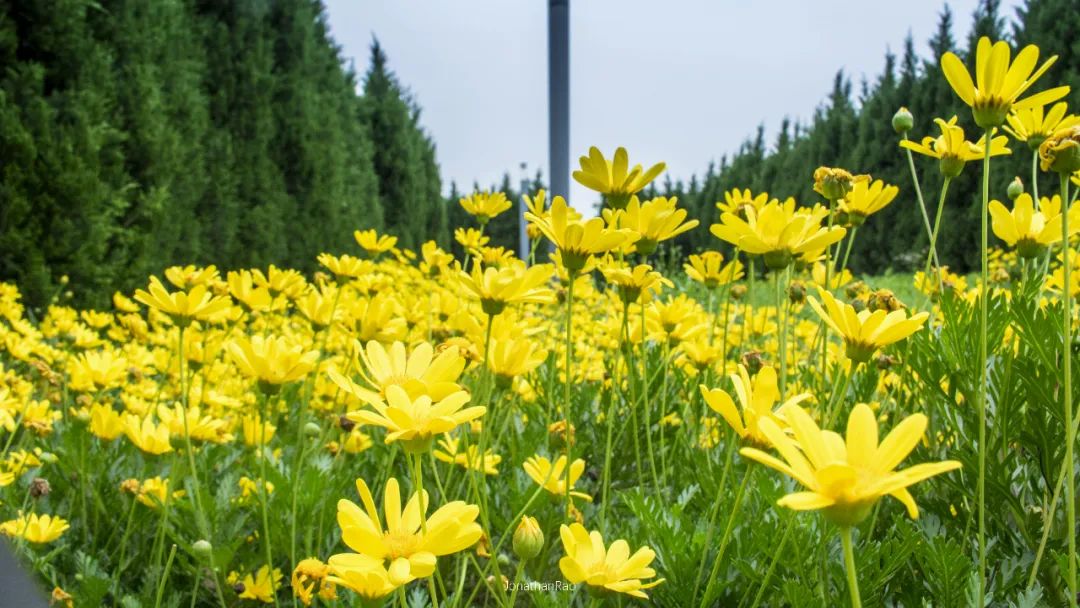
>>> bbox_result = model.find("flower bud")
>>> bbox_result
[38,452,58,464]
[192,539,214,562]
[303,422,321,438]
[1007,177,1024,201]
[787,280,806,304]
[740,351,765,376]
[30,477,50,499]
[1040,127,1080,174]
[892,107,914,134]
[512,516,544,560]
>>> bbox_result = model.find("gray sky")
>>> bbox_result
[322,0,1019,207]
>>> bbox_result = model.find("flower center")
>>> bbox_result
[384,529,421,559]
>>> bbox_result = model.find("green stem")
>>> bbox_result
[1028,403,1080,591]
[919,177,952,301]
[745,514,796,608]
[658,340,671,488]
[177,326,209,540]
[840,527,862,608]
[698,466,753,608]
[257,393,280,608]
[774,268,788,396]
[824,363,856,430]
[110,496,139,596]
[564,273,575,518]
[1032,150,1040,206]
[507,559,526,608]
[599,302,629,530]
[836,227,858,279]
[691,437,738,606]
[977,126,991,605]
[903,136,941,271]
[153,544,178,608]
[1061,171,1076,606]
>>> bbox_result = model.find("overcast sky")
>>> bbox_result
[322,0,1020,207]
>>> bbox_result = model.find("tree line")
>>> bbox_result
[638,0,1080,275]
[0,0,444,309]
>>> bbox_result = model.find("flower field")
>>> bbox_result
[4,36,1080,608]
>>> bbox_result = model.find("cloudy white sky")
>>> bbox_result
[322,0,1020,206]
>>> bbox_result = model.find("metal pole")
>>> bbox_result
[0,540,48,607]
[518,162,530,261]
[548,0,570,205]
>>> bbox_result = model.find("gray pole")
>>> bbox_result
[0,540,48,607]
[518,162,530,261]
[548,0,570,204]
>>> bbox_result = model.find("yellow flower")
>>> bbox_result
[295,287,339,328]
[242,414,277,447]
[50,587,73,608]
[345,384,484,453]
[136,477,185,508]
[433,436,500,475]
[813,167,868,201]
[558,523,664,599]
[1049,250,1080,298]
[0,512,69,543]
[89,402,124,441]
[808,287,929,363]
[227,335,319,390]
[458,262,555,315]
[525,196,629,273]
[600,263,673,305]
[123,414,173,455]
[899,116,1011,177]
[523,454,592,502]
[604,196,699,255]
[711,199,846,269]
[838,179,899,225]
[1039,126,1080,174]
[332,477,482,586]
[459,191,512,224]
[164,265,219,290]
[237,476,274,503]
[133,276,231,326]
[573,146,665,209]
[740,403,961,526]
[684,251,744,289]
[716,188,772,217]
[227,270,276,313]
[523,189,549,240]
[641,293,708,346]
[354,229,398,255]
[317,252,374,280]
[676,339,723,374]
[454,227,490,252]
[252,265,306,299]
[487,334,548,386]
[68,349,126,393]
[330,340,465,402]
[941,36,1067,127]
[1005,102,1080,149]
[292,558,336,606]
[326,553,398,601]
[989,192,1079,257]
[700,365,811,447]
[419,241,454,276]
[238,565,283,603]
